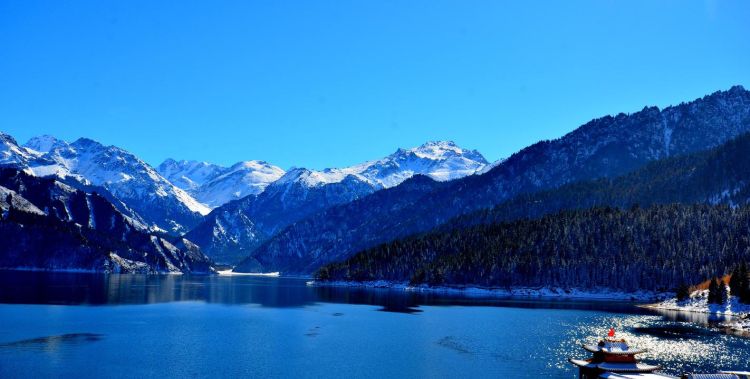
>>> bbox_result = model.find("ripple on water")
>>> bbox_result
[0,333,104,352]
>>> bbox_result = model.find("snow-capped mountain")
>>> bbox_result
[276,140,488,189]
[1,133,209,233]
[158,159,285,208]
[1,133,35,168]
[185,141,488,264]
[24,135,67,153]
[157,159,226,192]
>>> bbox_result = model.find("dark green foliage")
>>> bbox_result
[316,204,750,292]
[676,283,691,301]
[730,262,750,304]
[720,281,730,305]
[444,132,750,232]
[707,278,723,305]
[707,276,731,305]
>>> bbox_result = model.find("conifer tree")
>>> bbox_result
[729,263,747,303]
[737,263,750,304]
[719,280,730,304]
[707,277,720,304]
[676,283,691,301]
[729,265,743,296]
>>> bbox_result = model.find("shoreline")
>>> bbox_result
[310,280,671,302]
[640,290,750,336]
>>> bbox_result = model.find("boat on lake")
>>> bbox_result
[569,327,669,379]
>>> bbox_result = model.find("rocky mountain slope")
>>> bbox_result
[0,168,213,273]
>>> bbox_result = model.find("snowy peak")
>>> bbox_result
[157,158,285,209]
[1,132,39,168]
[273,167,366,188]
[277,140,488,189]
[158,159,226,191]
[401,140,484,161]
[194,160,285,208]
[24,135,66,153]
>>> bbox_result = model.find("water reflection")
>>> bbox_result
[0,271,655,315]
[649,308,729,324]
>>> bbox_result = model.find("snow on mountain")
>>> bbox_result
[157,159,285,208]
[276,140,488,189]
[0,132,37,169]
[157,159,226,192]
[193,161,285,208]
[24,135,66,153]
[0,185,45,216]
[0,134,210,233]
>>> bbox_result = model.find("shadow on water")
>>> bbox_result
[633,324,715,339]
[0,271,655,315]
[0,333,104,351]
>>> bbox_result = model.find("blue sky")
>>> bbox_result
[1,1,748,170]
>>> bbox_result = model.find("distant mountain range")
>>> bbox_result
[1,130,490,266]
[185,141,489,264]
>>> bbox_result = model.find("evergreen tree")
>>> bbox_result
[676,283,691,301]
[720,280,730,305]
[729,262,748,303]
[737,262,750,304]
[708,278,719,304]
[729,266,742,296]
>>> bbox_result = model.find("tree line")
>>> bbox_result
[316,204,750,293]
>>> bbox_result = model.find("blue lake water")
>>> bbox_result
[0,271,748,378]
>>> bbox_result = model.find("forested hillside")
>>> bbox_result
[316,204,750,292]
[442,131,750,231]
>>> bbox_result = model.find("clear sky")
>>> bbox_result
[1,1,748,170]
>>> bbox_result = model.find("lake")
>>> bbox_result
[0,271,748,378]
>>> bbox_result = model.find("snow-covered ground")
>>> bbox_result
[646,288,750,335]
[310,280,671,302]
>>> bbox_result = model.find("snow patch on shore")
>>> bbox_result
[645,289,750,335]
[647,289,750,316]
